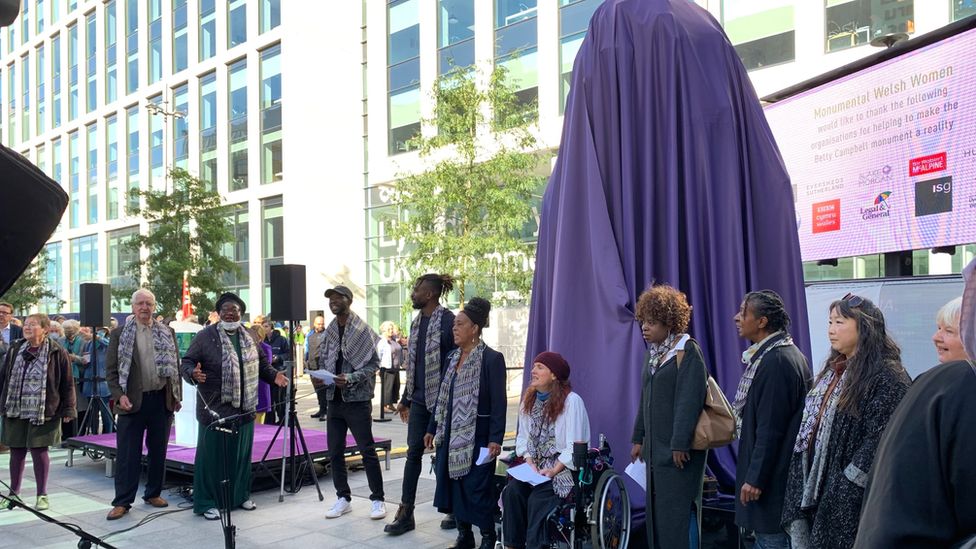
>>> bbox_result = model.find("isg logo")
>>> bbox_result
[858,165,892,187]
[860,191,892,220]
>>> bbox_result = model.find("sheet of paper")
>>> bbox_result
[507,463,552,486]
[475,447,492,466]
[308,370,337,385]
[624,461,646,490]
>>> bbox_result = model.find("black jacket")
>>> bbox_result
[265,330,290,370]
[3,323,23,344]
[735,338,811,533]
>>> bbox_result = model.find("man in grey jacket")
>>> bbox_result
[318,285,386,520]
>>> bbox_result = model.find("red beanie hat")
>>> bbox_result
[533,351,570,381]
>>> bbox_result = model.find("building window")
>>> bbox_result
[437,0,475,76]
[36,0,44,34]
[825,0,914,53]
[495,0,539,111]
[260,0,280,34]
[105,0,117,104]
[388,0,420,155]
[173,0,187,73]
[108,226,138,307]
[52,136,62,185]
[21,0,29,46]
[173,83,188,170]
[41,241,63,314]
[6,63,15,145]
[148,92,163,189]
[148,0,162,83]
[228,59,247,191]
[52,33,61,128]
[125,0,138,93]
[261,195,283,308]
[106,114,118,220]
[223,203,249,301]
[86,122,98,224]
[126,104,139,213]
[199,71,217,191]
[559,0,599,112]
[200,0,216,61]
[20,53,29,143]
[68,23,78,120]
[51,0,58,24]
[260,45,281,184]
[86,11,97,112]
[36,143,45,174]
[69,234,98,309]
[69,130,79,227]
[955,0,976,20]
[722,1,795,70]
[228,0,246,49]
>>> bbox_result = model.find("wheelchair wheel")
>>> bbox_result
[590,471,631,549]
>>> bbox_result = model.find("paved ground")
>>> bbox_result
[0,377,523,548]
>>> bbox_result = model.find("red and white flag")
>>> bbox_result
[181,271,193,318]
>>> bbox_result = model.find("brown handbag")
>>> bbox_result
[676,347,737,450]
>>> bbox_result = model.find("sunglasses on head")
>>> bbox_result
[842,292,864,308]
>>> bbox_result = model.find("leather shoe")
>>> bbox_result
[145,497,169,508]
[384,504,415,536]
[106,506,129,520]
[310,410,324,419]
[441,513,457,530]
[448,531,475,549]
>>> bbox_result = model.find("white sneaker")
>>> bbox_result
[370,500,387,520]
[325,498,352,519]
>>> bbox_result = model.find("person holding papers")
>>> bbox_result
[424,297,506,549]
[502,351,590,549]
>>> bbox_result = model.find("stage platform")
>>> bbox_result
[62,423,393,478]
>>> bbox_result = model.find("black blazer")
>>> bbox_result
[5,324,23,343]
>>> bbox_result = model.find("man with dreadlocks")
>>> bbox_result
[386,273,458,536]
[732,290,811,548]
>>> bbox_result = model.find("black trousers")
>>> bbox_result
[312,380,329,414]
[266,384,285,424]
[399,400,431,506]
[112,390,172,507]
[326,399,384,501]
[502,478,559,549]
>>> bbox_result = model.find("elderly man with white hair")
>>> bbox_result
[104,288,183,521]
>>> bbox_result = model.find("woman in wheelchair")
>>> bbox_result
[502,351,591,549]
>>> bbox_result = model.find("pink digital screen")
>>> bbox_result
[764,27,976,262]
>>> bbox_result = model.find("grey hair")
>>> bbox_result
[132,288,156,304]
[936,297,962,331]
[62,319,81,331]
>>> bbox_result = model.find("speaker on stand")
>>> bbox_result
[78,283,116,441]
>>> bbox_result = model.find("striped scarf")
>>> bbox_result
[320,312,377,374]
[117,318,180,399]
[732,332,793,436]
[526,398,575,498]
[4,339,51,425]
[217,327,260,412]
[406,306,445,409]
[434,342,485,479]
[793,362,847,510]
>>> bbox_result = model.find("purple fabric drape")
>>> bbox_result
[524,0,810,497]
[257,341,272,412]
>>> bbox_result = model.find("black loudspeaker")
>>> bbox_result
[270,264,307,321]
[79,283,111,327]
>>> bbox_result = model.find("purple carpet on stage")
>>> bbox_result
[524,0,811,501]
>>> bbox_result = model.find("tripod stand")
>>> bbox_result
[257,319,324,502]
[78,329,116,440]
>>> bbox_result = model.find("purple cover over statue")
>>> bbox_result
[524,0,810,493]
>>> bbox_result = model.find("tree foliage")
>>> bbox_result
[115,168,236,315]
[1,247,62,315]
[389,64,549,305]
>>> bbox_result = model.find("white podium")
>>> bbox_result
[170,321,203,447]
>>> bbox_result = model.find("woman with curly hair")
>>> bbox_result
[630,284,708,548]
[781,294,910,548]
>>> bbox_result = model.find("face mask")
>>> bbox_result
[219,320,241,332]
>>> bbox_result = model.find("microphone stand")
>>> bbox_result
[198,386,239,549]
[0,482,118,549]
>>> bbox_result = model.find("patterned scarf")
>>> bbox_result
[792,361,847,510]
[217,327,260,412]
[320,312,378,375]
[406,306,445,408]
[526,397,575,498]
[117,318,180,400]
[646,333,685,376]
[732,332,794,436]
[4,339,51,425]
[434,341,485,479]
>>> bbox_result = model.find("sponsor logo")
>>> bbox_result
[805,178,844,197]
[909,152,947,177]
[915,176,953,217]
[858,165,892,187]
[860,191,893,220]
[812,199,841,233]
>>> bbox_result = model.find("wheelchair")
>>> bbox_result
[496,434,632,549]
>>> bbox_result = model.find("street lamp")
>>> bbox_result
[146,96,186,194]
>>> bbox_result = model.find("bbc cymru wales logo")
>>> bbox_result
[861,191,893,220]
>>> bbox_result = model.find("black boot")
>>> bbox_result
[441,512,457,530]
[478,527,497,549]
[384,504,415,536]
[448,521,475,549]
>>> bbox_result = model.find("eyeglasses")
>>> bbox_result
[842,292,864,308]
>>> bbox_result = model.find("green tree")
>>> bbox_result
[1,247,63,315]
[389,64,549,305]
[115,168,236,315]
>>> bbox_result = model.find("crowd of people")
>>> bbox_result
[0,264,974,548]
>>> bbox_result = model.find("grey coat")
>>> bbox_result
[632,338,709,549]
